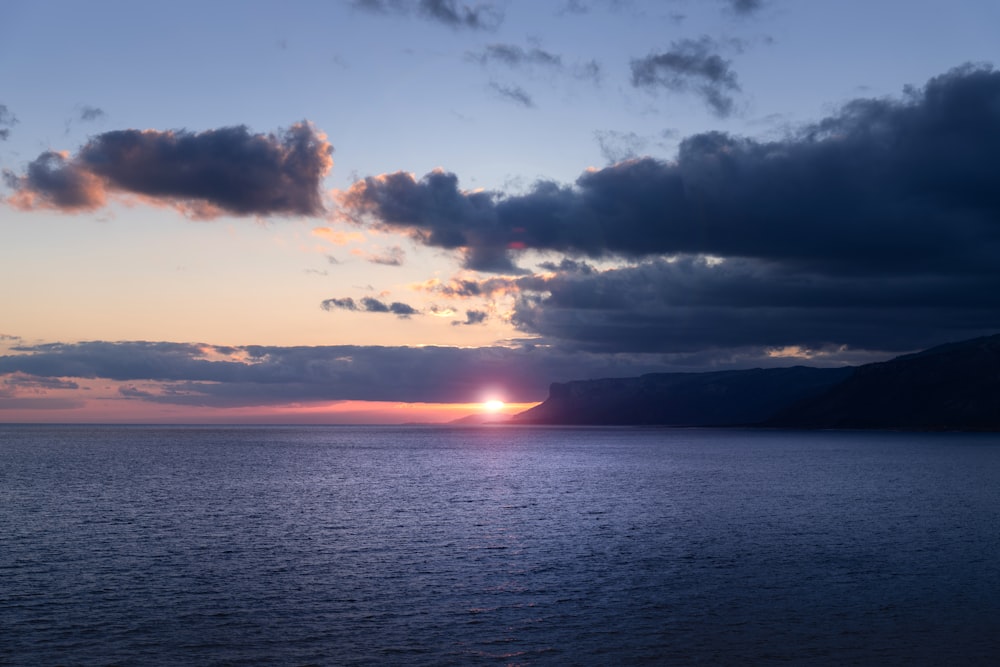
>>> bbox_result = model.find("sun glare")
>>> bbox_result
[483,399,505,412]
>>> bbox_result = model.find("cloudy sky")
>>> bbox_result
[2,0,1000,422]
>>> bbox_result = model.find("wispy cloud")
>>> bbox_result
[78,105,107,122]
[723,0,764,16]
[631,36,741,117]
[558,0,589,15]
[469,42,602,88]
[353,245,406,266]
[594,130,649,163]
[489,82,535,108]
[321,296,419,317]
[3,372,79,392]
[420,0,502,30]
[352,0,503,30]
[0,104,17,140]
[452,309,488,326]
[470,44,562,68]
[313,227,366,245]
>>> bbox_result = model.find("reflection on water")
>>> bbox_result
[3,425,1000,664]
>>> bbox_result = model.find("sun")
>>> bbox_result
[483,399,505,413]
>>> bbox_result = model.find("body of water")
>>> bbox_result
[2,425,999,665]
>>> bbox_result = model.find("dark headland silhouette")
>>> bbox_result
[513,334,1000,431]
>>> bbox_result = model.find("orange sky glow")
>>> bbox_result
[0,376,539,424]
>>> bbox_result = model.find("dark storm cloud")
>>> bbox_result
[536,258,596,274]
[342,65,1000,355]
[342,65,1000,276]
[339,169,523,273]
[5,122,332,217]
[631,37,741,116]
[352,0,502,30]
[0,340,742,405]
[489,82,534,108]
[0,104,16,140]
[0,341,225,382]
[321,296,420,317]
[509,257,1000,354]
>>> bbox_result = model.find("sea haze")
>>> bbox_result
[3,425,1000,665]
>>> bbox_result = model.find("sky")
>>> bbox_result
[2,0,1000,423]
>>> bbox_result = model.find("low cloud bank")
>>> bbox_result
[0,339,891,409]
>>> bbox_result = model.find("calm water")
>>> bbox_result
[2,425,1000,665]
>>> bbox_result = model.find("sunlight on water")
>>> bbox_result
[2,425,1000,664]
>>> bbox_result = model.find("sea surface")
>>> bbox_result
[2,425,1000,665]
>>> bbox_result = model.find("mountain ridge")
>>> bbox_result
[514,334,1000,430]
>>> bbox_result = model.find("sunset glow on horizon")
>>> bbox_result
[2,1,999,423]
[0,390,541,425]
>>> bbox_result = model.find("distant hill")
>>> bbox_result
[514,366,854,427]
[767,334,1000,430]
[514,334,1000,431]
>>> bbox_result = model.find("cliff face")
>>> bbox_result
[767,334,1000,430]
[514,334,1000,430]
[515,366,854,426]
